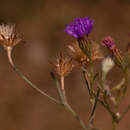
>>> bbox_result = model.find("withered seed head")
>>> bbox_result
[68,43,89,66]
[54,53,74,77]
[68,41,103,67]
[0,24,22,50]
[91,42,104,61]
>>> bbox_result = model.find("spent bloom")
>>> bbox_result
[0,24,23,67]
[102,36,115,50]
[64,17,94,39]
[0,24,22,49]
[68,42,103,66]
[68,43,89,66]
[54,53,74,77]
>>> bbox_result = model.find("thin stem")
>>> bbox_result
[89,89,100,127]
[123,68,128,95]
[90,63,94,88]
[82,70,92,97]
[60,76,67,102]
[7,49,60,104]
[64,103,89,130]
[116,68,129,105]
[50,72,64,103]
[112,119,116,130]
[83,71,119,123]
[60,76,88,130]
[7,47,14,67]
[51,72,89,130]
[119,104,130,121]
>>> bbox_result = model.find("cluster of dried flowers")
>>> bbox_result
[0,17,129,130]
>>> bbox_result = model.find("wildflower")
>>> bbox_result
[65,17,94,62]
[54,53,73,77]
[102,36,115,50]
[0,24,22,50]
[64,17,94,39]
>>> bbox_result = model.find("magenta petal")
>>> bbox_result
[64,17,94,39]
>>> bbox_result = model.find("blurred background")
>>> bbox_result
[0,0,130,130]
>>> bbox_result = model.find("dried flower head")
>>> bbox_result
[77,38,104,63]
[91,42,104,61]
[68,42,103,66]
[112,47,126,69]
[68,43,89,66]
[54,53,73,77]
[0,24,22,49]
[102,36,115,50]
[64,17,94,39]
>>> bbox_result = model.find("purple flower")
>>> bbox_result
[64,17,94,39]
[102,36,115,50]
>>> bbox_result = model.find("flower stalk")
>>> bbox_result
[60,76,67,102]
[7,49,60,104]
[51,72,89,130]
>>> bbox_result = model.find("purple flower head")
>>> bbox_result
[64,17,94,39]
[102,36,115,50]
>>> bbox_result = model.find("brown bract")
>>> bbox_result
[91,42,104,61]
[0,24,22,49]
[68,41,104,67]
[68,43,89,66]
[54,53,73,77]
